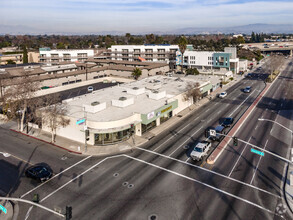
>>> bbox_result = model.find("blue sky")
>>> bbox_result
[1,0,293,34]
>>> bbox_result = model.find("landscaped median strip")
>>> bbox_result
[207,84,271,165]
[10,129,82,154]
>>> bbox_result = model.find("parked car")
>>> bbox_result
[218,92,227,98]
[243,86,251,93]
[25,165,53,182]
[190,141,211,161]
[221,117,234,127]
[87,86,94,92]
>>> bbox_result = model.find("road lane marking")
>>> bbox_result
[20,155,92,198]
[4,153,34,166]
[153,118,195,152]
[124,154,278,216]
[185,157,190,162]
[228,91,255,117]
[250,140,268,185]
[24,155,123,220]
[228,137,252,177]
[136,146,280,199]
[168,126,203,157]
[254,124,258,130]
[40,155,122,203]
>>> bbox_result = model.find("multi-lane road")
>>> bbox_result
[1,57,292,219]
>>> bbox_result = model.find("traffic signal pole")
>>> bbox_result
[213,132,292,164]
[0,197,65,218]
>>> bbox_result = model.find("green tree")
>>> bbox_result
[22,45,28,63]
[6,59,16,65]
[132,67,142,80]
[186,68,199,75]
[178,36,188,74]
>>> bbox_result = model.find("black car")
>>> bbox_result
[221,117,234,127]
[25,165,53,182]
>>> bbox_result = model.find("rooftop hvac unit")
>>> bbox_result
[83,101,106,113]
[112,96,134,108]
[126,87,145,95]
[148,90,166,100]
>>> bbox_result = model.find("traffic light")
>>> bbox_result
[66,206,72,220]
[205,129,209,138]
[85,129,89,137]
[233,137,238,146]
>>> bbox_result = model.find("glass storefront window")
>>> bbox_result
[142,121,156,134]
[94,128,131,145]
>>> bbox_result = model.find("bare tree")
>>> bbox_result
[268,54,284,82]
[2,71,40,131]
[40,94,70,142]
[184,82,201,104]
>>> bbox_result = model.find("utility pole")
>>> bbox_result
[83,107,87,152]
[85,63,88,81]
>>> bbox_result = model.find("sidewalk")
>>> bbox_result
[285,160,293,215]
[0,75,243,157]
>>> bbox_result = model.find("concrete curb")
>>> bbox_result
[9,129,82,155]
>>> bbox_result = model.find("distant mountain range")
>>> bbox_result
[169,23,293,35]
[1,23,293,35]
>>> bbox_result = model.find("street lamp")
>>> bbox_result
[0,152,10,157]
[258,118,293,133]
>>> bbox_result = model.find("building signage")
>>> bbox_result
[147,112,155,120]
[161,106,172,114]
[209,129,216,137]
[76,118,86,125]
[251,148,264,157]
[0,204,7,214]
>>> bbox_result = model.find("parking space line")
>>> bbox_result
[124,154,277,216]
[20,155,92,198]
[250,140,268,185]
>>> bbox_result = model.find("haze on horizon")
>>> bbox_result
[1,0,293,34]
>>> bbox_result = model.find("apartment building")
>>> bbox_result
[177,47,239,73]
[108,45,179,63]
[39,48,94,64]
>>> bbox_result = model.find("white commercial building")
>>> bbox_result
[39,48,94,64]
[41,75,217,146]
[109,45,179,63]
[177,47,240,74]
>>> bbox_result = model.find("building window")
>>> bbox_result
[94,128,131,145]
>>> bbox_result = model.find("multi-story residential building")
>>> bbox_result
[176,47,239,73]
[108,45,179,63]
[39,48,94,64]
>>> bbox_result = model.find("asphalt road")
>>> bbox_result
[1,57,292,219]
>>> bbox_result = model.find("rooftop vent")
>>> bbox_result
[132,87,139,90]
[119,97,127,101]
[91,101,100,106]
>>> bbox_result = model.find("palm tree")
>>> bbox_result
[132,67,142,80]
[178,36,188,74]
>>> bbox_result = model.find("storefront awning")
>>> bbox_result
[88,120,141,133]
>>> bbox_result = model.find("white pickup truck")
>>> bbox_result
[190,141,211,161]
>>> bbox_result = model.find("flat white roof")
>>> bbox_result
[65,75,210,122]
